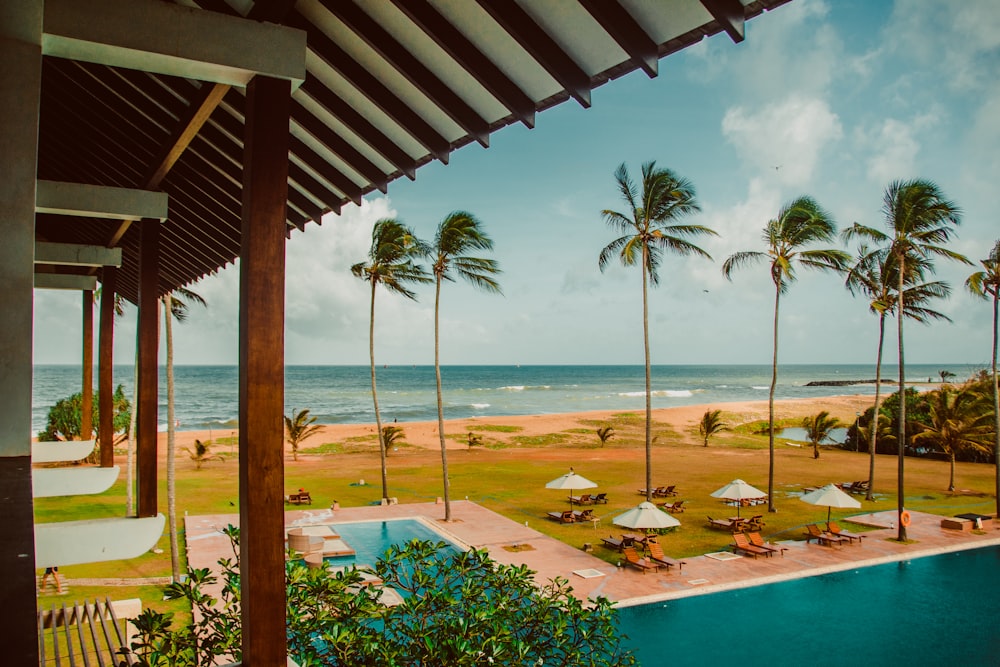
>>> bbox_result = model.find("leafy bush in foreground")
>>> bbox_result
[129,526,636,667]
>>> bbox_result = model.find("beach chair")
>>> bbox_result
[653,485,677,498]
[592,492,609,504]
[744,514,766,532]
[707,516,737,532]
[731,532,772,559]
[601,535,624,551]
[547,510,576,523]
[747,532,788,557]
[572,509,595,522]
[661,500,685,513]
[826,521,866,545]
[647,542,686,571]
[286,490,312,505]
[569,493,593,505]
[805,523,847,547]
[622,546,660,574]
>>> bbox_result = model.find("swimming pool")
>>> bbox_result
[322,518,460,567]
[617,545,1000,666]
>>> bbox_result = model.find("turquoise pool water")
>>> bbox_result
[617,545,1000,666]
[323,518,458,567]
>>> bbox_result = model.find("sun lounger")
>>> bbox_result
[647,542,686,571]
[569,493,593,505]
[601,535,624,550]
[827,521,866,545]
[653,485,677,498]
[286,491,312,505]
[572,509,595,522]
[744,514,766,532]
[661,500,685,513]
[707,516,737,531]
[547,510,576,523]
[747,532,788,557]
[622,546,660,574]
[592,492,608,504]
[805,523,847,547]
[731,532,773,559]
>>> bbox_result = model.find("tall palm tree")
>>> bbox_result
[284,408,324,462]
[802,411,842,459]
[598,161,715,503]
[698,409,728,447]
[913,386,991,491]
[163,286,206,582]
[722,197,848,512]
[844,179,967,540]
[352,219,429,502]
[429,212,501,522]
[842,240,951,500]
[966,239,1000,515]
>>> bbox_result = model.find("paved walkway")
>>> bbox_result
[184,500,1000,606]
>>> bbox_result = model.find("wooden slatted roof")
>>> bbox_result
[34,0,791,304]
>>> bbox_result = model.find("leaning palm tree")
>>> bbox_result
[429,212,501,522]
[802,411,843,459]
[722,196,848,511]
[966,239,1000,515]
[698,409,728,447]
[912,386,991,491]
[184,438,224,470]
[351,219,429,502]
[842,240,951,500]
[284,408,324,462]
[163,286,206,581]
[598,161,715,503]
[596,425,615,447]
[844,179,967,540]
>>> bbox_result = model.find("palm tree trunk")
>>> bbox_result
[642,244,652,504]
[768,280,780,512]
[867,314,886,501]
[949,452,956,492]
[126,330,138,516]
[164,295,180,582]
[434,278,451,521]
[368,280,388,501]
[992,291,999,517]
[896,252,907,541]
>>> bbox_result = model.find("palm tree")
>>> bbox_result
[842,240,951,500]
[802,411,843,459]
[912,386,991,491]
[381,425,405,452]
[184,438,224,470]
[163,286,206,582]
[939,370,957,384]
[284,408,323,462]
[698,409,728,447]
[966,239,1000,515]
[596,425,615,447]
[351,219,429,502]
[599,161,715,503]
[844,179,967,540]
[429,212,502,522]
[722,196,848,511]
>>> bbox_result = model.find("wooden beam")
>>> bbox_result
[35,242,122,267]
[35,180,168,221]
[580,0,658,78]
[34,274,98,290]
[81,290,94,441]
[700,0,745,43]
[98,267,116,467]
[136,220,159,518]
[239,75,289,665]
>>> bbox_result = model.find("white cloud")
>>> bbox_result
[722,96,843,187]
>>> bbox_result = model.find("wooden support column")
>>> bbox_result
[99,267,116,467]
[136,220,159,518]
[0,2,42,662]
[81,289,94,440]
[239,75,290,666]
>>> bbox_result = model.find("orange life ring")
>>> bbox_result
[900,510,911,527]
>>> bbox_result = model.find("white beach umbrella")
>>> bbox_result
[612,501,681,530]
[545,468,597,507]
[799,483,862,522]
[710,478,767,517]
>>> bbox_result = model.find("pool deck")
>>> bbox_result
[184,500,1000,606]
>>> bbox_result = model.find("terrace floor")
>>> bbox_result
[184,501,1000,606]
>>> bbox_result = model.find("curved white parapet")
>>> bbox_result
[35,514,166,568]
[32,440,96,463]
[32,466,120,498]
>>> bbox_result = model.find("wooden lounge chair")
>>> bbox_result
[744,514,766,532]
[661,500,685,513]
[601,535,624,551]
[569,493,593,505]
[546,510,576,523]
[707,516,737,532]
[572,509,595,522]
[731,532,772,559]
[286,491,312,505]
[622,546,660,574]
[747,532,788,557]
[827,521,866,545]
[805,523,847,547]
[653,485,678,498]
[592,492,609,504]
[647,542,686,571]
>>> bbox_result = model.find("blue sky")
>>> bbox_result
[33,0,1000,368]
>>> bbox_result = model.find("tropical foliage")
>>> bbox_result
[352,219,430,501]
[599,160,715,502]
[913,385,992,490]
[284,408,324,462]
[697,409,727,447]
[428,211,502,521]
[801,411,842,459]
[37,384,131,448]
[596,425,615,447]
[129,529,635,667]
[722,196,848,510]
[183,439,223,470]
[381,425,405,452]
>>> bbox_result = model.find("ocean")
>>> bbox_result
[31,363,978,435]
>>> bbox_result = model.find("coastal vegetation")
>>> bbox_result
[697,409,727,447]
[599,161,715,503]
[596,425,615,447]
[722,196,849,511]
[284,408,323,462]
[37,384,130,448]
[801,411,842,459]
